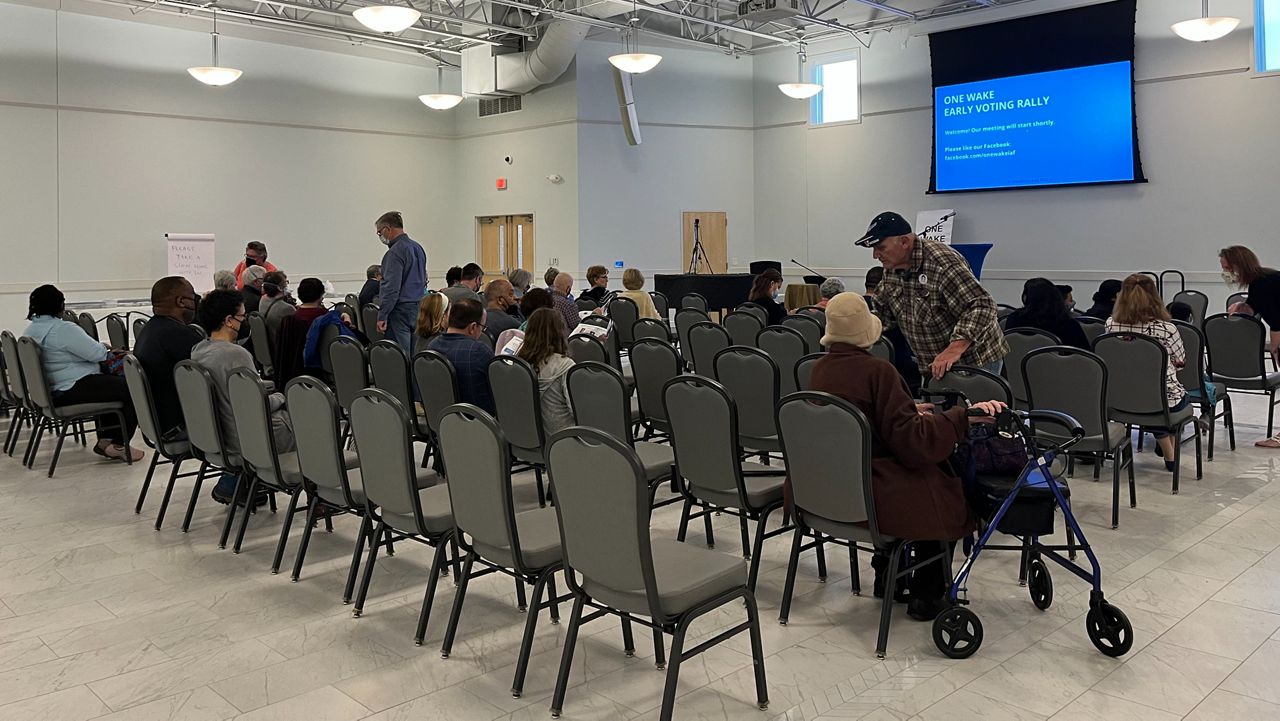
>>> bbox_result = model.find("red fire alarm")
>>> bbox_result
[496,178,508,191]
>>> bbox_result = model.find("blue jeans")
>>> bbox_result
[385,301,419,353]
[978,359,1003,376]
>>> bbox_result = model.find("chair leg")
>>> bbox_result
[659,618,688,721]
[440,551,478,658]
[849,544,861,595]
[747,507,777,592]
[815,536,828,583]
[291,494,320,582]
[512,569,554,697]
[778,525,804,625]
[1206,403,1216,461]
[875,543,907,659]
[270,487,305,573]
[743,589,770,712]
[1269,389,1277,438]
[46,421,71,477]
[23,416,47,468]
[547,573,561,623]
[154,459,183,531]
[676,497,692,543]
[218,472,248,549]
[343,514,373,604]
[233,476,263,554]
[515,578,528,612]
[352,519,386,617]
[1225,396,1236,450]
[1111,448,1121,530]
[1093,452,1102,481]
[1127,444,1137,508]
[703,508,716,549]
[135,452,161,514]
[651,625,666,670]
[534,467,547,508]
[550,594,587,718]
[1171,428,1182,495]
[738,515,752,560]
[413,535,451,645]
[2,409,22,455]
[620,616,635,657]
[1194,421,1203,480]
[181,462,209,533]
[117,412,133,466]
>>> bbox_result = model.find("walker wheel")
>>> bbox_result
[1027,559,1053,610]
[1086,602,1134,657]
[933,606,984,659]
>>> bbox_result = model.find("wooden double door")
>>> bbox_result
[477,215,535,275]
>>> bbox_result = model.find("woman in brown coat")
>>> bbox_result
[810,292,1005,621]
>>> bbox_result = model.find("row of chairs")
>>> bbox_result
[61,310,151,351]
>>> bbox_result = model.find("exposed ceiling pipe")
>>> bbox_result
[494,0,633,95]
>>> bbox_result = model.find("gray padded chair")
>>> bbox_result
[776,391,955,658]
[687,321,730,378]
[795,352,823,392]
[713,346,781,456]
[488,355,550,508]
[608,296,640,351]
[723,311,764,347]
[1173,320,1234,460]
[780,314,822,352]
[1094,332,1202,494]
[575,296,599,312]
[328,335,369,418]
[174,360,248,539]
[1204,313,1280,437]
[123,355,200,530]
[105,314,128,350]
[16,336,133,478]
[368,339,430,443]
[869,336,895,364]
[736,302,769,325]
[680,293,708,312]
[1,331,34,458]
[546,427,769,720]
[1170,290,1209,328]
[1225,292,1248,311]
[347,388,454,642]
[1077,317,1106,346]
[246,311,274,378]
[650,291,669,324]
[1023,347,1135,528]
[77,312,98,341]
[663,375,790,591]
[567,334,607,364]
[674,307,711,366]
[316,323,341,378]
[629,338,681,440]
[632,318,671,344]
[360,304,384,343]
[412,349,461,468]
[925,366,1014,407]
[131,316,148,347]
[796,306,826,331]
[757,325,808,396]
[566,361,677,507]
[436,404,567,698]
[1003,327,1061,408]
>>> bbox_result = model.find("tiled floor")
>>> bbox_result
[2,397,1280,721]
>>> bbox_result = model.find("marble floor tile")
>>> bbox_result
[1160,600,1280,660]
[961,641,1119,717]
[360,686,507,721]
[88,639,287,711]
[228,685,369,721]
[0,636,56,673]
[1210,566,1280,614]
[916,688,1047,721]
[1047,690,1180,721]
[1218,638,1280,705]
[0,684,111,721]
[1157,540,1264,581]
[1183,689,1280,721]
[1091,641,1240,715]
[1107,567,1226,618]
[89,687,242,721]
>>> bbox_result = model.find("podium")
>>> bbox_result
[952,243,992,280]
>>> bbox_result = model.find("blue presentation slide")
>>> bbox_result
[934,61,1135,192]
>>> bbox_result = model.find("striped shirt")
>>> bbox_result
[1104,318,1187,406]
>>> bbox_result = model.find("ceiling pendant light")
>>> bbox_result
[778,47,821,99]
[187,7,242,86]
[419,65,463,110]
[609,5,662,74]
[1171,0,1240,42]
[353,5,422,34]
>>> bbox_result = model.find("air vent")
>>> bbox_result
[478,96,523,117]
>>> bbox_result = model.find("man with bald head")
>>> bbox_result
[550,272,581,334]
[133,276,204,438]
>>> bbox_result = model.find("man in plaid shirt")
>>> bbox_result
[855,211,1007,380]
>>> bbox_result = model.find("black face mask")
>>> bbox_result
[177,294,200,322]
[245,256,258,267]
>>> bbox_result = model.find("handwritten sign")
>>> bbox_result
[915,210,956,245]
[165,233,216,290]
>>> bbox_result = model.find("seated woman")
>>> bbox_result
[495,288,555,355]
[809,292,1004,621]
[258,271,296,340]
[616,268,660,320]
[191,289,294,504]
[1082,279,1121,320]
[516,308,575,435]
[581,265,611,306]
[21,285,143,462]
[414,292,449,356]
[746,268,787,326]
[1105,274,1188,471]
[1003,277,1089,350]
[817,277,845,309]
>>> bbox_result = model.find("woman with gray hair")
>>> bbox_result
[507,268,533,298]
[212,270,237,292]
[818,277,846,308]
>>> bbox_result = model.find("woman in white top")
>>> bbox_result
[616,268,660,320]
[1105,274,1187,471]
[516,307,575,434]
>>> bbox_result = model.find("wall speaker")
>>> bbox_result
[612,67,642,146]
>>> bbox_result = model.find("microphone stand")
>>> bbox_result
[789,259,826,282]
[688,218,713,274]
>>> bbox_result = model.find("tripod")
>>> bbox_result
[688,218,713,274]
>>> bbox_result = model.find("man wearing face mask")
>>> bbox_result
[132,276,204,440]
[374,210,428,351]
[232,241,277,289]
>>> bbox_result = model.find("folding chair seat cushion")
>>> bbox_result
[634,441,675,482]
[205,450,243,471]
[1112,403,1195,429]
[584,538,746,617]
[693,462,784,509]
[472,507,561,570]
[157,438,192,458]
[512,445,546,466]
[800,511,879,546]
[345,466,438,508]
[379,483,452,536]
[258,452,305,488]
[1215,371,1280,391]
[1040,420,1128,454]
[51,401,122,418]
[740,435,780,453]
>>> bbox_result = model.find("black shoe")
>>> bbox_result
[210,487,269,507]
[1165,460,1176,472]
[906,597,947,622]
[211,487,235,505]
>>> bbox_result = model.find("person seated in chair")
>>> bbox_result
[428,298,495,414]
[442,263,484,306]
[414,292,449,356]
[259,271,296,341]
[581,265,611,306]
[1003,278,1089,350]
[616,268,660,320]
[809,292,1004,621]
[358,265,382,310]
[818,277,845,309]
[516,308,574,435]
[747,268,788,326]
[483,279,522,346]
[133,276,204,440]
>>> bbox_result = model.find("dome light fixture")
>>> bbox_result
[609,6,662,74]
[778,47,821,99]
[354,5,422,34]
[1171,0,1239,42]
[187,7,242,86]
[419,65,463,110]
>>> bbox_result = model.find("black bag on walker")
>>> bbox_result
[953,423,1067,537]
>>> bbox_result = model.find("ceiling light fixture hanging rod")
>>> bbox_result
[484,0,771,51]
[252,0,519,43]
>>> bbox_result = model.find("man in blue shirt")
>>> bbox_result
[427,298,495,414]
[374,211,427,352]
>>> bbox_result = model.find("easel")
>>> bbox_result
[687,218,714,274]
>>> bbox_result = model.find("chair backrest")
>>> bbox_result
[576,296,599,312]
[1003,327,1062,405]
[189,323,208,340]
[1226,292,1249,311]
[1077,317,1106,346]
[630,338,681,428]
[777,392,880,538]
[1170,290,1209,329]
[287,377,357,507]
[132,317,147,344]
[77,313,98,341]
[546,428,662,618]
[0,340,17,407]
[925,366,1014,406]
[868,337,895,364]
[1093,332,1170,418]
[795,352,823,391]
[123,355,164,448]
[1204,312,1267,381]
[756,325,807,396]
[105,314,128,350]
[350,389,432,535]
[997,304,1017,319]
[15,337,54,412]
[663,376,745,500]
[632,318,669,344]
[317,323,341,375]
[246,312,274,372]
[328,335,369,413]
[1023,347,1110,439]
[173,360,231,465]
[0,331,28,405]
[674,308,710,359]
[437,404,523,566]
[368,339,419,431]
[361,304,384,342]
[488,355,545,453]
[713,346,779,443]
[780,314,821,352]
[567,334,607,364]
[687,321,730,377]
[796,306,826,330]
[61,310,77,323]
[566,361,633,444]
[607,296,639,348]
[736,303,768,325]
[1172,320,1209,396]
[649,291,669,322]
[226,368,283,478]
[680,293,708,312]
[413,349,460,435]
[722,311,764,347]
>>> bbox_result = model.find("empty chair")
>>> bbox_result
[1173,320,1234,460]
[412,349,460,442]
[723,311,764,347]
[632,318,671,344]
[680,293,708,312]
[868,336,895,364]
[173,360,243,537]
[1226,291,1248,311]
[436,404,566,698]
[664,375,790,591]
[674,307,710,364]
[735,303,768,326]
[796,306,826,330]
[1170,290,1209,328]
[794,352,823,392]
[131,316,148,345]
[714,347,781,456]
[608,296,640,350]
[1094,332,1202,494]
[925,366,1014,407]
[368,340,430,444]
[123,356,200,530]
[1203,313,1280,437]
[546,427,769,720]
[488,356,551,507]
[246,311,275,378]
[686,321,730,377]
[1,331,34,458]
[361,304,384,343]
[77,312,98,341]
[1077,316,1106,346]
[566,334,607,364]
[781,314,822,352]
[328,335,369,418]
[757,325,808,396]
[105,314,128,350]
[1023,347,1135,528]
[630,338,681,440]
[649,290,670,324]
[1003,327,1061,407]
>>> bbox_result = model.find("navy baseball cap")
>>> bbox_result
[854,211,913,248]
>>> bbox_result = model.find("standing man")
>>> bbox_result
[374,211,427,351]
[855,211,1006,379]
[232,241,277,289]
[133,276,204,439]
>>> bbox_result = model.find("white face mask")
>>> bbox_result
[1222,271,1238,286]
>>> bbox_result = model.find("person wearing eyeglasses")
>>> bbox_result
[426,297,495,414]
[133,276,204,440]
[231,241,277,289]
[373,211,428,352]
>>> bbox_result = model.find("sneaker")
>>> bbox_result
[101,444,144,463]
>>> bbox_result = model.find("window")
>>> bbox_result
[1260,0,1280,73]
[809,53,861,126]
